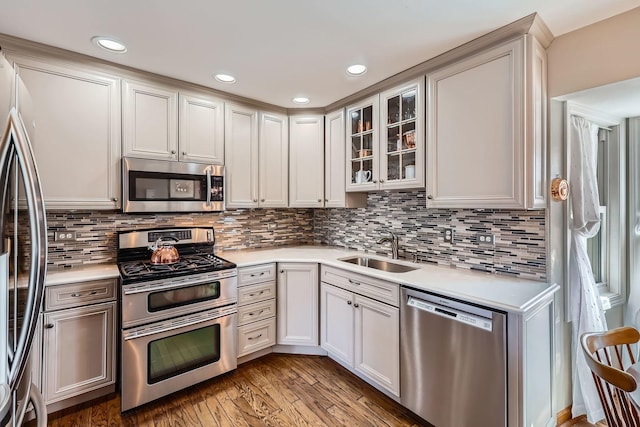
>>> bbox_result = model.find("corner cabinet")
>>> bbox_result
[346,78,424,192]
[11,54,121,209]
[123,81,224,164]
[224,104,288,208]
[425,36,546,209]
[276,263,319,346]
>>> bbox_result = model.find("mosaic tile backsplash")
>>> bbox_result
[313,191,546,281]
[21,190,546,281]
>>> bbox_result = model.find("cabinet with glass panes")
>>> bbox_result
[345,79,424,192]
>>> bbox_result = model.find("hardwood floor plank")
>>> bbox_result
[37,354,421,427]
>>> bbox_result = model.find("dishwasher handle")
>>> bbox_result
[407,296,493,332]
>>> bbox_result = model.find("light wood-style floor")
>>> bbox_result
[39,354,426,427]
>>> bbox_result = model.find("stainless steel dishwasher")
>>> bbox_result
[400,286,507,427]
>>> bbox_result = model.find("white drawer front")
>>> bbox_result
[238,263,276,286]
[237,281,276,306]
[237,299,276,326]
[45,278,117,311]
[321,265,398,307]
[237,318,276,357]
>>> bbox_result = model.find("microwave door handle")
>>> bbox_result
[206,167,212,207]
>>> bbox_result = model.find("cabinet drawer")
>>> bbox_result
[237,281,276,306]
[238,263,276,286]
[321,265,398,307]
[237,299,276,326]
[237,318,276,357]
[45,278,117,311]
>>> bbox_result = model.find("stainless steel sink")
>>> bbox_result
[339,256,418,273]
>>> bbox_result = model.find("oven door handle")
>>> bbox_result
[122,309,236,341]
[122,275,231,295]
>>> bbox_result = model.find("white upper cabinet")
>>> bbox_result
[346,78,424,192]
[289,115,324,208]
[178,91,224,164]
[224,104,288,208]
[12,54,121,209]
[378,78,425,190]
[426,36,546,209]
[123,80,224,164]
[123,80,178,161]
[259,111,289,207]
[225,103,259,208]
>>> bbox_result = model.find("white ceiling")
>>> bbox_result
[1,0,639,108]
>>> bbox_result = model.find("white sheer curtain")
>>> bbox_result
[569,115,607,423]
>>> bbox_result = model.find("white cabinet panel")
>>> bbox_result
[225,103,259,208]
[42,302,116,404]
[289,115,324,207]
[179,92,224,164]
[259,112,288,207]
[277,263,318,346]
[123,80,178,161]
[320,283,354,367]
[12,55,121,209]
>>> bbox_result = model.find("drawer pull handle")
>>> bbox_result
[248,310,265,316]
[70,290,99,298]
[45,323,54,329]
[248,333,263,341]
[250,272,266,277]
[248,290,266,297]
[348,279,361,286]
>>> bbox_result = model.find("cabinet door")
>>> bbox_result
[13,56,121,209]
[225,103,259,208]
[123,80,178,161]
[379,78,425,190]
[289,115,324,208]
[354,295,399,396]
[42,302,116,404]
[178,92,224,164]
[325,109,346,207]
[277,263,318,346]
[259,112,288,207]
[346,95,379,192]
[426,39,524,208]
[320,283,354,367]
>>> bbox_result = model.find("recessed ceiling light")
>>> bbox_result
[347,64,367,76]
[215,74,236,84]
[91,36,127,53]
[292,97,310,105]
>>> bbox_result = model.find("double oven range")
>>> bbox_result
[117,227,237,412]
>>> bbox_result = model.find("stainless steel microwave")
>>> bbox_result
[122,157,224,213]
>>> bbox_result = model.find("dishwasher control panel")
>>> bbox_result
[407,296,493,331]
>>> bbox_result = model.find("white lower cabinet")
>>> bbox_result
[277,263,319,346]
[41,278,117,408]
[320,266,400,397]
[237,263,277,357]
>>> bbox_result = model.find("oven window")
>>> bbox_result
[148,282,221,312]
[147,324,221,384]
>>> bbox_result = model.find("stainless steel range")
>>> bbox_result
[117,227,237,412]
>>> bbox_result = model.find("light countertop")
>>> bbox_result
[218,246,559,314]
[45,264,120,286]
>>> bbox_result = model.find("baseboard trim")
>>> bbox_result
[557,406,572,426]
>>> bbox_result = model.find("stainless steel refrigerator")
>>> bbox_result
[0,51,47,426]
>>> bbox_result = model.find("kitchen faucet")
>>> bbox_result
[377,231,399,260]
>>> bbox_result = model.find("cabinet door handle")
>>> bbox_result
[317,199,321,203]
[253,199,258,203]
[171,150,176,154]
[353,303,359,308]
[347,300,352,305]
[70,290,99,298]
[112,197,118,202]
[427,194,433,200]
[247,333,263,341]
[373,180,378,183]
[280,270,284,274]
[182,151,187,155]
[380,179,385,183]
[44,323,54,329]
[261,199,265,202]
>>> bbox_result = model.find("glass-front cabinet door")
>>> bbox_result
[379,78,424,190]
[346,94,379,191]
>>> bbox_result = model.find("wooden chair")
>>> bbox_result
[581,326,640,427]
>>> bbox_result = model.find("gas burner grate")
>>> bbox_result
[119,254,231,279]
